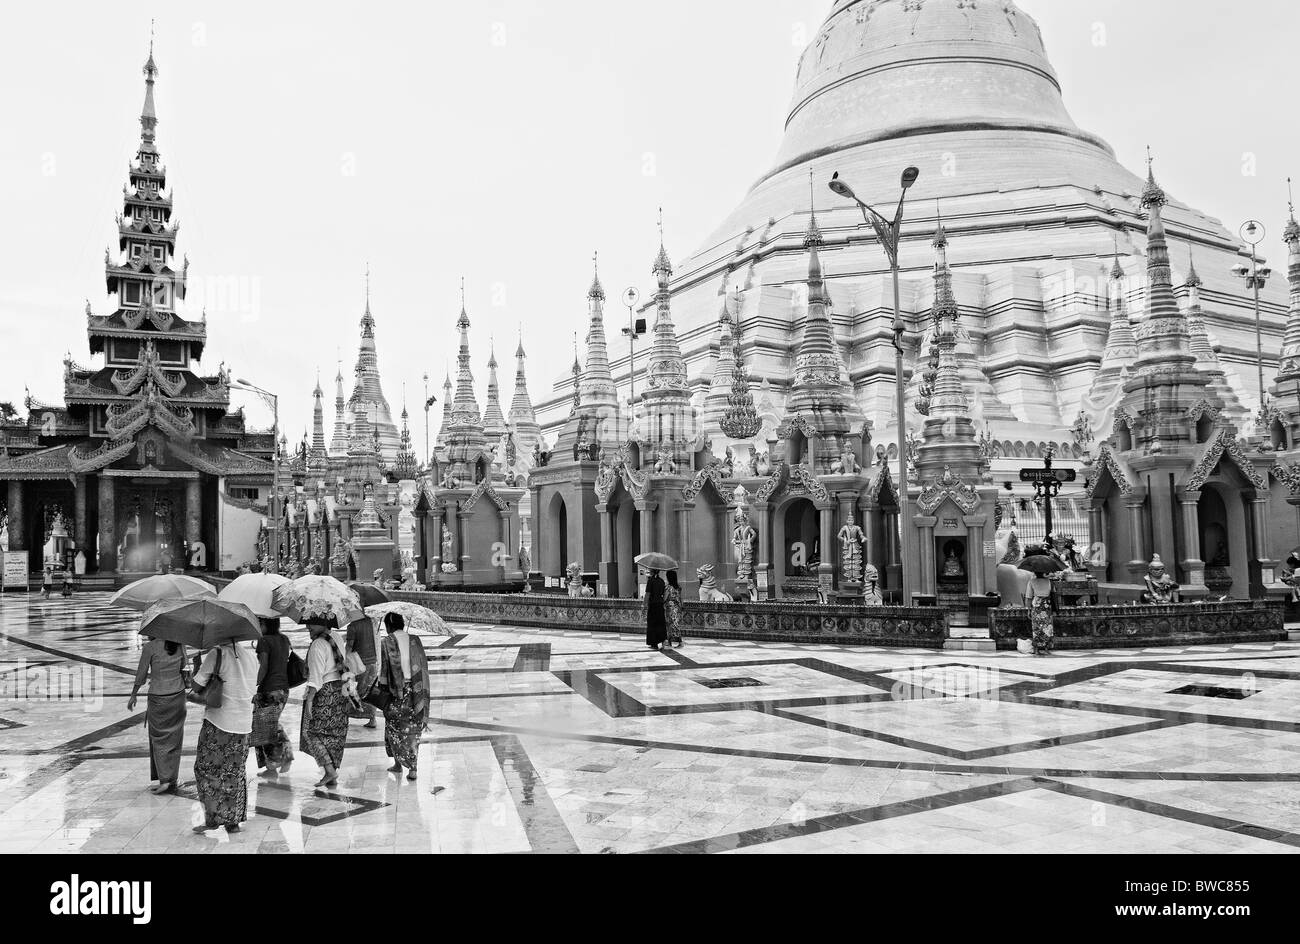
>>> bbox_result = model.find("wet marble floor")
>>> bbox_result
[1,591,1298,854]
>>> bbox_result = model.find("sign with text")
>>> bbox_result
[2,551,30,590]
[1019,468,1076,484]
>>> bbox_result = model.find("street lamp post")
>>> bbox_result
[828,167,920,604]
[621,286,643,437]
[1232,221,1273,421]
[234,378,280,572]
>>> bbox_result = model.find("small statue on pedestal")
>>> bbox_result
[862,563,883,606]
[440,523,457,573]
[732,506,757,583]
[837,514,866,583]
[1141,554,1180,604]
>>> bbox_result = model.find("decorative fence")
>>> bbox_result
[988,600,1285,650]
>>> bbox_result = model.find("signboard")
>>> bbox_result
[1019,468,1076,484]
[2,551,30,591]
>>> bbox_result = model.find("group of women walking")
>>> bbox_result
[129,611,431,834]
[642,569,684,651]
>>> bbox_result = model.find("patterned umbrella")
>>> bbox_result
[110,574,216,612]
[217,572,291,618]
[633,552,679,571]
[139,598,261,648]
[364,602,454,637]
[272,574,364,626]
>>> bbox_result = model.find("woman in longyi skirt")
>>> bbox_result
[300,619,349,787]
[377,612,429,781]
[127,636,188,794]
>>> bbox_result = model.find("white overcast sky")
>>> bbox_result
[1,1,1296,453]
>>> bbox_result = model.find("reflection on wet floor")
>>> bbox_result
[1,592,1299,853]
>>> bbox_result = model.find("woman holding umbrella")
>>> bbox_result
[1018,545,1066,656]
[635,553,676,651]
[139,598,262,834]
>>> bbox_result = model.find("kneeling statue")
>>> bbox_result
[862,563,883,606]
[1141,554,1180,604]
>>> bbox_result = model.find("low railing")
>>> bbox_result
[988,600,1285,649]
[389,590,948,647]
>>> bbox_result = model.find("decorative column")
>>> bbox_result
[817,503,835,596]
[596,503,614,596]
[497,508,513,580]
[859,498,876,575]
[6,481,24,551]
[677,502,695,597]
[185,478,202,547]
[72,476,88,548]
[752,500,772,599]
[1087,502,1105,577]
[456,506,471,576]
[1177,492,1205,593]
[1249,496,1280,594]
[1125,498,1147,580]
[964,515,987,596]
[96,475,114,571]
[915,515,938,598]
[430,509,444,584]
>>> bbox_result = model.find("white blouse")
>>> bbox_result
[193,643,258,735]
[305,632,344,690]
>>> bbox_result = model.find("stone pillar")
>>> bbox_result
[596,503,614,596]
[1086,502,1105,578]
[915,516,938,597]
[1125,498,1147,580]
[6,481,24,551]
[456,507,471,575]
[97,476,114,571]
[752,500,772,599]
[860,499,877,576]
[677,503,695,598]
[1248,497,1281,597]
[964,515,987,597]
[1177,492,1206,594]
[185,478,202,547]
[430,510,443,583]
[72,476,88,549]
[817,503,835,596]
[635,499,658,597]
[498,508,513,581]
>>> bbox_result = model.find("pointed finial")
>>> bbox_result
[1185,246,1202,287]
[1285,177,1300,243]
[653,210,673,277]
[1141,146,1166,209]
[588,251,605,299]
[1110,237,1125,280]
[933,199,947,248]
[364,262,370,311]
[459,276,465,312]
[804,169,824,249]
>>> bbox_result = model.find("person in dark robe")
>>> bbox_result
[643,569,667,650]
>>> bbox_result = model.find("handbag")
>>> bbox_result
[286,650,308,688]
[363,682,392,712]
[189,647,225,708]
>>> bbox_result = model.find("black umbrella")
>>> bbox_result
[139,599,262,648]
[1018,552,1067,576]
[347,581,391,608]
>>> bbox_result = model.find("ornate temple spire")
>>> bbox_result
[343,398,382,499]
[347,265,400,463]
[329,365,349,457]
[435,367,453,449]
[394,400,419,480]
[1097,245,1138,377]
[507,328,541,448]
[1133,156,1195,375]
[922,214,969,420]
[719,289,761,441]
[1184,249,1216,363]
[140,25,159,148]
[452,280,481,422]
[482,340,507,437]
[1277,179,1300,383]
[701,292,737,434]
[644,212,689,395]
[311,372,327,457]
[578,253,619,410]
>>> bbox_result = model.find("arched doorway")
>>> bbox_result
[1199,484,1248,596]
[542,492,568,579]
[775,497,819,599]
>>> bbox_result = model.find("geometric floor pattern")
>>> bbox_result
[1,592,1298,854]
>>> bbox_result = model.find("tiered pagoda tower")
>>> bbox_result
[0,44,272,575]
[346,272,401,466]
